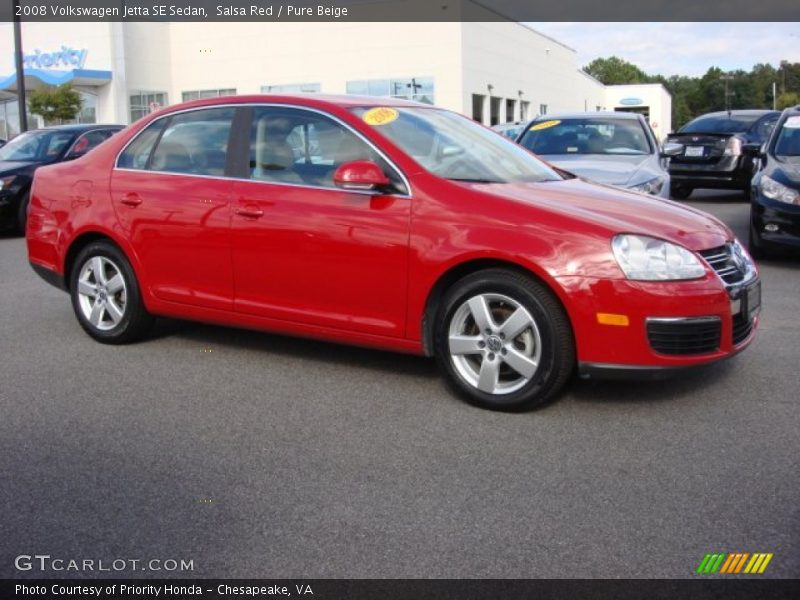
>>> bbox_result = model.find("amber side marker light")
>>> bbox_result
[596,313,630,326]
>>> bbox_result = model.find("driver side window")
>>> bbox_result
[249,107,407,193]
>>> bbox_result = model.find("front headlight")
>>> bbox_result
[760,175,799,205]
[612,234,706,281]
[628,177,665,195]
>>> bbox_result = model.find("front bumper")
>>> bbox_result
[751,193,800,249]
[558,271,760,377]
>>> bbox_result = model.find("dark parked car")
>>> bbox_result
[749,105,800,258]
[667,110,780,200]
[0,124,123,233]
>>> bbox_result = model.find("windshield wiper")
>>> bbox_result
[448,177,503,183]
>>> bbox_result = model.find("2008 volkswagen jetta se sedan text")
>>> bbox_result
[26,95,761,411]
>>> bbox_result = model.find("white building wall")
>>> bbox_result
[605,83,673,139]
[460,22,607,125]
[165,22,463,110]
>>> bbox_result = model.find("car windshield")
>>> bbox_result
[774,116,800,159]
[518,118,652,156]
[679,113,762,134]
[351,106,562,183]
[0,129,75,162]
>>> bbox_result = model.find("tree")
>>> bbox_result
[584,56,651,85]
[777,92,800,109]
[27,85,82,124]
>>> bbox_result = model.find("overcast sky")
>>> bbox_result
[528,23,800,77]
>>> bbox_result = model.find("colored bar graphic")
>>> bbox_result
[700,552,774,575]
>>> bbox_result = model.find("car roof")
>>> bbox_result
[690,110,779,119]
[530,111,643,121]
[165,94,429,114]
[36,124,124,133]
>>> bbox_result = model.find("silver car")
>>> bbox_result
[516,112,681,197]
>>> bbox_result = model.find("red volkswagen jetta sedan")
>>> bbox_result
[26,95,761,411]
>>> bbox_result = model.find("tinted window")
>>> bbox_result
[519,118,652,155]
[149,108,235,176]
[117,120,166,169]
[249,106,406,193]
[756,117,778,142]
[774,116,800,157]
[0,130,75,162]
[71,130,116,156]
[680,113,763,134]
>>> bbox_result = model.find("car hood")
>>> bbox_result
[471,178,732,251]
[541,154,655,186]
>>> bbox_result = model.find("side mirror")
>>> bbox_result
[333,160,391,192]
[660,142,683,157]
[742,143,763,158]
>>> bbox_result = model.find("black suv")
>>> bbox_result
[749,105,800,258]
[0,124,123,234]
[667,110,780,200]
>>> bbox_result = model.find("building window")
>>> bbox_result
[539,104,548,116]
[261,83,321,93]
[471,94,485,123]
[346,77,434,104]
[129,91,168,123]
[0,99,21,139]
[181,89,236,102]
[505,99,516,123]
[490,96,501,126]
[520,101,530,121]
[76,91,97,124]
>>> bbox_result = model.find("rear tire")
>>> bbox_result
[434,269,575,412]
[69,241,154,344]
[16,190,29,236]
[670,183,692,200]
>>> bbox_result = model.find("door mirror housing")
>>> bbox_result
[742,143,765,158]
[333,160,391,192]
[660,142,683,157]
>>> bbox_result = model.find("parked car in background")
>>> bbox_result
[667,109,780,200]
[27,95,759,412]
[0,124,123,234]
[516,112,680,197]
[492,121,525,140]
[749,105,800,257]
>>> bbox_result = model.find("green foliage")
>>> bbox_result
[584,56,651,85]
[583,58,800,129]
[27,84,82,124]
[777,92,800,109]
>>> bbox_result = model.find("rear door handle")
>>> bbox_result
[120,193,143,207]
[235,205,264,219]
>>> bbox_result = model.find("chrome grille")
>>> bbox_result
[699,243,747,286]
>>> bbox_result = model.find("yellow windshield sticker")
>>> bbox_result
[530,119,561,131]
[363,107,399,126]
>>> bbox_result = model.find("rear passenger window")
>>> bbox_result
[150,108,235,176]
[117,120,166,170]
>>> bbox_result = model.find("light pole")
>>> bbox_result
[721,73,735,113]
[13,0,28,132]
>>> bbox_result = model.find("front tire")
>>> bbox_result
[70,241,153,344]
[434,269,575,411]
[670,183,693,200]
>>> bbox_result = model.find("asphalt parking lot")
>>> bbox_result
[1,190,798,579]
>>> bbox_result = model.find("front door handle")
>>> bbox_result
[235,205,264,219]
[120,193,143,207]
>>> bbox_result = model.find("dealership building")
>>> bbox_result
[0,20,671,139]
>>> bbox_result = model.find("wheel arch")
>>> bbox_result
[420,257,574,357]
[63,229,141,291]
